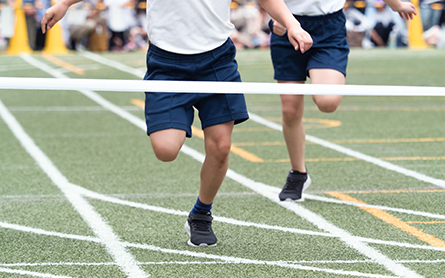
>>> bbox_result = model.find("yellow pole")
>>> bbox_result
[408,0,428,49]
[42,0,69,54]
[6,0,33,54]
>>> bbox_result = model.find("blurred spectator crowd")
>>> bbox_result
[344,0,445,48]
[0,0,444,52]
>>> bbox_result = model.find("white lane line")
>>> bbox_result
[69,182,333,238]
[77,52,424,277]
[1,103,147,277]
[0,221,100,243]
[0,222,394,278]
[81,51,146,78]
[68,184,445,252]
[3,259,445,267]
[248,113,445,189]
[4,185,445,254]
[0,267,74,278]
[305,194,445,220]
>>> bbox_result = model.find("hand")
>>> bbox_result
[41,1,70,34]
[271,19,287,36]
[394,1,417,20]
[287,25,313,54]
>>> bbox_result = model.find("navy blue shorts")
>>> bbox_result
[143,39,249,137]
[270,9,350,82]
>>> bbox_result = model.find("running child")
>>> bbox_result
[268,0,416,202]
[41,0,313,247]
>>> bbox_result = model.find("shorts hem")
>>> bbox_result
[307,66,347,77]
[274,74,307,82]
[201,112,249,130]
[147,122,192,138]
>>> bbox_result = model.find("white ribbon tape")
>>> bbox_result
[1,77,444,96]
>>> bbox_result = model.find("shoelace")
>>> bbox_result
[284,177,303,191]
[191,219,211,232]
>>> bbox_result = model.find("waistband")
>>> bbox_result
[148,38,232,61]
[293,9,344,21]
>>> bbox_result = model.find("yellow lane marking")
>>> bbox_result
[233,127,274,132]
[41,53,84,75]
[334,106,445,111]
[131,99,144,107]
[327,192,445,249]
[248,105,445,112]
[265,156,445,163]
[229,146,264,162]
[383,156,445,161]
[130,99,264,162]
[233,141,285,147]
[233,137,445,146]
[406,221,445,224]
[263,117,341,129]
[331,137,445,144]
[326,189,445,194]
[190,126,264,162]
[131,99,444,163]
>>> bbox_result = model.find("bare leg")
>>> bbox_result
[280,80,306,173]
[309,68,345,113]
[199,121,234,204]
[149,128,186,162]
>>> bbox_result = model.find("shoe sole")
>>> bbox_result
[282,175,312,202]
[184,221,217,247]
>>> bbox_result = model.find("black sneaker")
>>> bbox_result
[279,171,311,202]
[184,210,217,247]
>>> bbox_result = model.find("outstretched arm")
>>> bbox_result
[41,0,83,33]
[383,0,417,20]
[258,0,312,53]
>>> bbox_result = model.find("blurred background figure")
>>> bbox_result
[369,0,396,47]
[366,0,408,47]
[64,0,107,51]
[23,0,37,49]
[420,0,444,31]
[0,0,16,50]
[230,0,270,50]
[103,0,134,51]
[34,0,51,50]
[344,0,371,47]
[123,0,147,51]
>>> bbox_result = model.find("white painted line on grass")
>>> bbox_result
[125,242,399,278]
[0,97,148,278]
[0,267,73,278]
[77,53,425,277]
[81,51,146,78]
[69,182,334,238]
[305,194,445,220]
[69,156,445,252]
[248,113,445,189]
[2,259,444,267]
[0,221,395,278]
[0,221,100,243]
[222,166,422,278]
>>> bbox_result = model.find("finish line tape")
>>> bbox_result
[1,77,444,96]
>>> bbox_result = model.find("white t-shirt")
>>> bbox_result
[146,0,234,54]
[284,0,345,16]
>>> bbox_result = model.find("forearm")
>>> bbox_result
[257,0,301,30]
[382,0,403,11]
[58,0,84,7]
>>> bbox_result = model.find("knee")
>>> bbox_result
[206,140,231,163]
[314,97,341,113]
[316,102,339,113]
[152,145,180,162]
[281,106,303,125]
